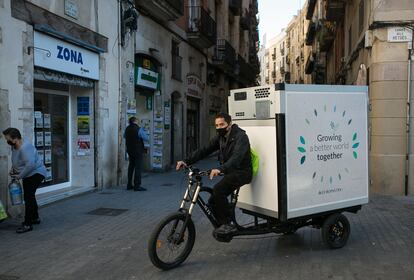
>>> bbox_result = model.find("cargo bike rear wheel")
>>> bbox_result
[321,213,350,249]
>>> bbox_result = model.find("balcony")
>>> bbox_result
[286,56,290,65]
[213,39,236,72]
[280,47,285,56]
[305,53,315,74]
[187,6,217,49]
[229,0,242,16]
[271,71,276,78]
[171,54,182,81]
[280,66,285,75]
[305,21,316,45]
[284,71,291,83]
[240,12,250,30]
[135,0,183,21]
[306,0,317,20]
[272,53,276,61]
[326,0,346,22]
[316,22,335,52]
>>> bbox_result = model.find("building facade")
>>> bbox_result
[303,0,414,195]
[129,0,260,172]
[0,0,137,214]
[0,0,259,213]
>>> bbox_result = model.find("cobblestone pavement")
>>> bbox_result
[1,158,414,280]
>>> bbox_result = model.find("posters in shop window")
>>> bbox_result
[35,111,43,128]
[44,132,52,146]
[77,135,91,156]
[37,149,44,163]
[36,132,44,147]
[77,116,90,135]
[43,114,51,128]
[45,167,52,182]
[44,149,52,164]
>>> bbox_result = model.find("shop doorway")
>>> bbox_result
[171,92,183,165]
[186,98,200,156]
[34,88,70,191]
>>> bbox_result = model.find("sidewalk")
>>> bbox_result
[1,157,414,280]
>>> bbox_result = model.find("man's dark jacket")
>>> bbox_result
[185,124,252,176]
[125,124,144,155]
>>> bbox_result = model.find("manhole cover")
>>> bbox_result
[0,275,20,280]
[86,208,128,216]
[99,192,114,195]
[161,183,174,187]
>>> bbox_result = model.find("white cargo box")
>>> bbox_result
[229,84,369,220]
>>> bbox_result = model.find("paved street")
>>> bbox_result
[1,158,414,280]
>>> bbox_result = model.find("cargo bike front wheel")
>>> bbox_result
[148,212,196,270]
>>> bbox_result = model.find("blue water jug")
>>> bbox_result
[8,178,23,206]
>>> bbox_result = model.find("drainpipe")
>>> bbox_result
[406,41,412,196]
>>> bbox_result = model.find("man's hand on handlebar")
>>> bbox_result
[209,169,221,180]
[176,161,187,171]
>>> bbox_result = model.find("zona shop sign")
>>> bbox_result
[33,31,99,80]
[136,67,159,90]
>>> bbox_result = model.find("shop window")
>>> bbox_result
[34,92,69,186]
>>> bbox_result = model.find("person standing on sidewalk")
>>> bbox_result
[2,128,47,233]
[125,117,149,191]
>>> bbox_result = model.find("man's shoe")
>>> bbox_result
[16,225,33,234]
[214,223,237,235]
[134,187,147,191]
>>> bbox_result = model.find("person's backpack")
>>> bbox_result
[251,148,259,177]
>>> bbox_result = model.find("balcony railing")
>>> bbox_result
[171,54,182,81]
[316,21,335,52]
[229,0,242,15]
[306,0,317,20]
[280,66,285,75]
[187,6,217,48]
[213,39,236,69]
[305,21,316,45]
[284,71,291,83]
[280,47,285,56]
[240,13,250,30]
[272,53,276,61]
[271,71,276,78]
[326,0,346,22]
[135,0,184,21]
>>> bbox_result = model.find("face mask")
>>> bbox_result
[216,126,228,137]
[7,140,15,147]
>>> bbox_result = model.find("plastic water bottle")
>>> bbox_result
[8,179,23,206]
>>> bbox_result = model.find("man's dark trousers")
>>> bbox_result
[127,152,143,189]
[212,171,251,225]
[22,173,44,225]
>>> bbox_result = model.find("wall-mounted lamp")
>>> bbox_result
[149,47,159,53]
[126,60,134,68]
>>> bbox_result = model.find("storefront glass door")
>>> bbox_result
[34,91,70,187]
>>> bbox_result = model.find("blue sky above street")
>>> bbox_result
[258,0,305,46]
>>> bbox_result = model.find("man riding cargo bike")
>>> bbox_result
[176,112,252,236]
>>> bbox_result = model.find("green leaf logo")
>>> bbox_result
[300,156,306,165]
[352,142,360,149]
[298,147,306,153]
[353,133,357,141]
[353,151,358,159]
[300,136,305,145]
